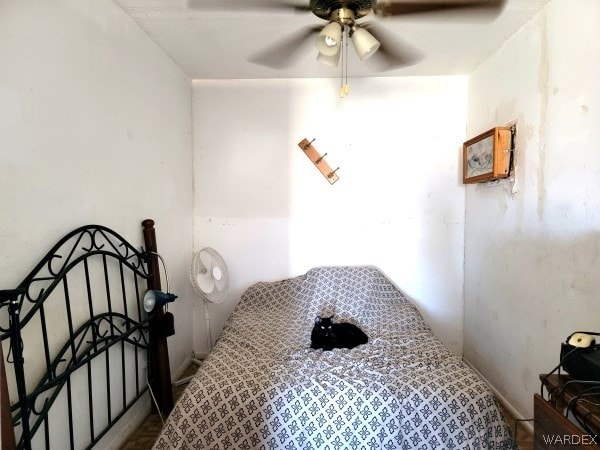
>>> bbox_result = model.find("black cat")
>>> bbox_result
[310,315,368,351]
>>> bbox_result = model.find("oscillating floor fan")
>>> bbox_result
[174,247,229,386]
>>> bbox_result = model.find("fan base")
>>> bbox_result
[310,0,376,20]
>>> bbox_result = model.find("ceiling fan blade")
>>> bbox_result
[374,0,506,19]
[361,23,423,72]
[187,0,311,13]
[248,25,321,69]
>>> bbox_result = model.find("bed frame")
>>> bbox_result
[0,219,173,449]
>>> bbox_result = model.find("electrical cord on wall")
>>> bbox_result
[141,252,172,422]
[145,363,165,425]
[149,251,172,310]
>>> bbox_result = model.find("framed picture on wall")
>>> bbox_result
[463,126,513,184]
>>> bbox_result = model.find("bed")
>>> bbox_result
[154,266,514,449]
[0,219,174,449]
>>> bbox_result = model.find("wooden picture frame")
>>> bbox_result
[463,126,512,184]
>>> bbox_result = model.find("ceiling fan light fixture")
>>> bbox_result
[351,27,380,60]
[317,48,341,67]
[315,21,342,56]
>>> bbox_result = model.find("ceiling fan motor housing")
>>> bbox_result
[310,0,376,21]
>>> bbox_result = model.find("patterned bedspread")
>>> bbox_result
[154,266,514,449]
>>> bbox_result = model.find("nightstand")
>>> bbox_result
[535,374,600,449]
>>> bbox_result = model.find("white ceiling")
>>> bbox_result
[113,0,549,79]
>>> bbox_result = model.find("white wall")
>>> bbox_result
[0,0,193,446]
[465,0,600,420]
[193,77,467,355]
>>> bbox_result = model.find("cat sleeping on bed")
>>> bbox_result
[310,315,368,351]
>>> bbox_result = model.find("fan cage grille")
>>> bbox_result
[190,248,229,304]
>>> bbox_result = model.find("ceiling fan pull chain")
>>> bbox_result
[344,26,349,96]
[339,25,345,98]
[339,26,350,98]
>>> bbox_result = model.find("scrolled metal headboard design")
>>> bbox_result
[0,222,166,449]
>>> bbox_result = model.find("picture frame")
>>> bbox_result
[463,126,512,184]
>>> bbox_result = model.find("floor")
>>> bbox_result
[497,402,534,450]
[121,365,534,450]
[120,364,197,450]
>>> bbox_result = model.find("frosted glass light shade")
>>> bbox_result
[315,22,342,56]
[317,49,341,67]
[351,27,380,60]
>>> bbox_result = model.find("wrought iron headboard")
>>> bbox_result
[0,219,173,449]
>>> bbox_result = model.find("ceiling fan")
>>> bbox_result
[190,0,507,72]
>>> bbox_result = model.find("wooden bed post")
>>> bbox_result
[142,219,174,416]
[0,341,16,449]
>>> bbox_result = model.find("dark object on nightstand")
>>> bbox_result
[561,343,600,381]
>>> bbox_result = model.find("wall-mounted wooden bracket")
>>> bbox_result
[298,138,339,185]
